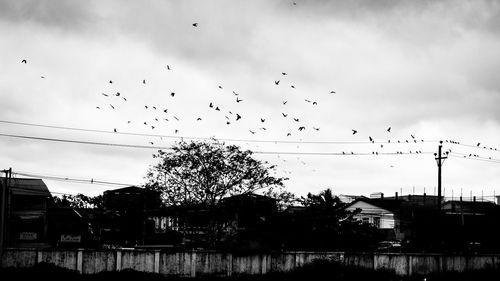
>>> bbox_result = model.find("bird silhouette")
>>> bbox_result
[151,126,155,130]
[282,113,288,117]
[21,59,27,64]
[41,76,45,78]
[174,116,179,121]
[115,92,120,96]
[152,106,157,110]
[192,23,198,27]
[352,129,357,135]
[145,105,148,109]
[293,118,299,122]
[236,97,243,103]
[477,143,480,147]
[215,107,220,111]
[150,142,154,145]
[282,72,287,75]
[144,122,147,125]
[275,80,280,85]
[143,79,146,84]
[122,97,127,101]
[387,127,391,132]
[163,109,168,113]
[101,93,108,97]
[287,133,291,136]
[369,136,373,142]
[313,101,317,105]
[261,118,265,122]
[305,99,311,103]
[283,101,288,105]
[291,85,295,88]
[226,121,231,125]
[175,129,178,134]
[171,92,175,97]
[209,102,214,108]
[197,118,202,121]
[96,106,100,109]
[249,130,256,134]
[110,104,115,109]
[236,114,241,121]
[260,127,267,130]
[109,80,113,84]
[298,126,305,131]
[313,127,320,131]
[167,65,171,70]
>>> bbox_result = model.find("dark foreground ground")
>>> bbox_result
[2,260,500,281]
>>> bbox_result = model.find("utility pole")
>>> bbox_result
[434,141,448,211]
[0,168,12,267]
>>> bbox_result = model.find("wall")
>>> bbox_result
[2,249,500,276]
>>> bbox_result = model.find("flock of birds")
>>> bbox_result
[16,15,499,177]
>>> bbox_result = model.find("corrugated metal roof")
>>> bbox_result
[1,177,51,197]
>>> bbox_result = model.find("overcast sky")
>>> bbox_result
[1,0,500,200]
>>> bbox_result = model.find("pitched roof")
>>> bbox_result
[1,177,51,197]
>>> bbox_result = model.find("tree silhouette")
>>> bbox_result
[144,140,288,247]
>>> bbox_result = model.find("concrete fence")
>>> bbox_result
[2,248,500,277]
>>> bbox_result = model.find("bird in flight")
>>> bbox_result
[236,114,241,121]
[387,127,391,132]
[287,133,291,136]
[313,127,320,131]
[477,143,481,147]
[122,97,127,101]
[282,72,287,75]
[260,127,267,130]
[167,65,171,70]
[171,92,175,97]
[330,91,336,94]
[21,59,27,64]
[298,126,305,131]
[209,102,214,108]
[275,80,280,85]
[113,128,117,133]
[110,104,115,109]
[293,118,299,122]
[249,130,256,134]
[282,113,288,117]
[305,99,311,103]
[236,97,243,103]
[352,129,357,135]
[196,118,202,121]
[101,93,108,97]
[96,106,100,109]
[283,101,288,105]
[115,92,120,96]
[261,118,265,122]
[192,23,198,27]
[145,105,148,109]
[109,80,113,84]
[215,107,220,111]
[291,85,295,89]
[313,101,317,105]
[152,106,157,110]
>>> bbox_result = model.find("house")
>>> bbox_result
[100,186,161,247]
[1,177,52,248]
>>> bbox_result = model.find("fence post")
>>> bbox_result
[190,251,196,277]
[154,250,160,274]
[76,249,83,274]
[116,250,122,271]
[226,253,233,277]
[261,254,267,274]
[36,250,43,264]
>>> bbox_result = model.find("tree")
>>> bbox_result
[51,194,103,209]
[145,140,287,206]
[144,140,289,247]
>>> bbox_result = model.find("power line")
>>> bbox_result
[12,171,138,187]
[0,132,436,156]
[0,119,440,145]
[446,139,500,153]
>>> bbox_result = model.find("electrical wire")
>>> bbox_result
[0,119,440,145]
[0,132,436,156]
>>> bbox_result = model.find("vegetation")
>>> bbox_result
[51,193,103,209]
